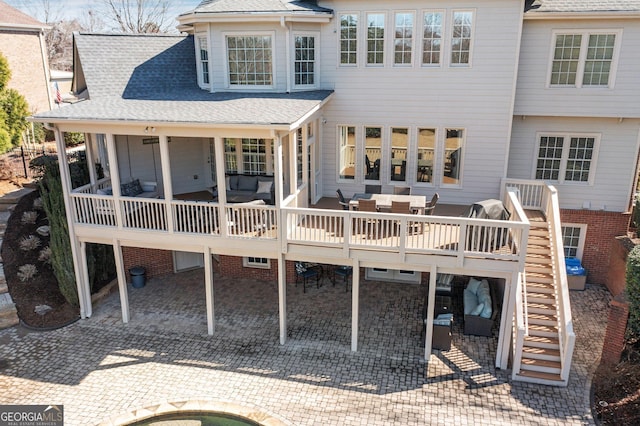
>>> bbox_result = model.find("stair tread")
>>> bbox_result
[521,358,561,368]
[528,323,559,333]
[528,311,557,320]
[516,369,563,382]
[522,346,561,357]
[525,335,560,345]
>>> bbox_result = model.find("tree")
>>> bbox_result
[45,19,85,71]
[0,52,10,91]
[0,52,30,152]
[99,0,171,34]
[627,245,640,338]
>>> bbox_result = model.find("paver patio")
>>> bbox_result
[0,269,610,425]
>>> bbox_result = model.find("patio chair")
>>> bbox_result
[333,265,353,292]
[365,184,382,194]
[336,188,350,210]
[394,186,411,195]
[424,193,439,215]
[295,262,321,293]
[391,201,414,234]
[356,199,379,238]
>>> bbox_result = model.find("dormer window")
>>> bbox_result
[196,34,210,87]
[226,33,274,88]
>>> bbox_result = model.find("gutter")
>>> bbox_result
[525,11,640,20]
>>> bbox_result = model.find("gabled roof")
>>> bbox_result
[189,0,332,14]
[528,0,640,14]
[33,33,332,127]
[0,0,48,30]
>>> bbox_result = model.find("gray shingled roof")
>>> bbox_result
[189,0,332,14]
[33,33,332,126]
[532,0,640,13]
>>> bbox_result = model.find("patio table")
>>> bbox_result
[349,193,427,214]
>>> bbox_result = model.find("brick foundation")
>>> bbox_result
[601,293,630,365]
[122,247,174,283]
[606,236,637,297]
[561,209,630,286]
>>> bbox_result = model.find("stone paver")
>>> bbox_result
[0,270,610,425]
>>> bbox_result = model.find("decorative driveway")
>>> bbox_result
[0,269,609,425]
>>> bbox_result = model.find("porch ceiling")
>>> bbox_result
[31,90,334,127]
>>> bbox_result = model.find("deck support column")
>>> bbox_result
[424,264,438,361]
[77,241,92,317]
[112,240,129,323]
[497,271,518,369]
[204,247,215,335]
[351,259,360,351]
[278,253,287,345]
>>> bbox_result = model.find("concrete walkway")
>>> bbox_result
[0,269,610,425]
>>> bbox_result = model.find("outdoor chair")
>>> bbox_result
[336,188,350,210]
[356,199,379,238]
[365,184,382,194]
[295,262,321,293]
[391,201,414,234]
[425,193,439,215]
[333,265,353,292]
[394,186,411,195]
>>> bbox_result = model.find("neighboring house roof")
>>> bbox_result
[33,33,332,127]
[0,0,48,30]
[529,0,640,13]
[188,0,332,14]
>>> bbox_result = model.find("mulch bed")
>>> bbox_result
[1,190,79,328]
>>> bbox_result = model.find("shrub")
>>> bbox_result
[64,132,84,147]
[19,235,41,251]
[633,198,640,229]
[0,126,10,154]
[32,197,43,210]
[38,246,52,264]
[0,88,30,147]
[21,211,38,225]
[626,245,640,337]
[17,264,38,282]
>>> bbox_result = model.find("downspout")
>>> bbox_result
[281,16,291,93]
[39,29,54,110]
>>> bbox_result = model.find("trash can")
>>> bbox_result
[565,257,586,290]
[129,266,146,288]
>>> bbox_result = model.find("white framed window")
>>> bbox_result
[416,128,436,184]
[534,133,599,185]
[548,30,621,88]
[224,138,272,175]
[561,224,587,259]
[196,34,210,87]
[390,127,408,182]
[442,128,465,186]
[224,139,238,173]
[243,257,271,269]
[422,11,443,66]
[450,10,474,66]
[364,126,382,182]
[293,33,318,88]
[340,13,358,66]
[225,33,274,87]
[338,125,356,180]
[366,13,385,66]
[394,12,414,66]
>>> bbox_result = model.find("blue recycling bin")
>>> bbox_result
[565,258,586,290]
[129,266,146,288]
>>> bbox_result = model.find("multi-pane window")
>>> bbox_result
[451,11,473,65]
[197,35,210,85]
[338,126,356,179]
[394,12,413,65]
[367,13,385,65]
[340,14,358,65]
[562,226,584,258]
[536,136,564,180]
[364,127,382,181]
[422,12,443,65]
[550,31,618,87]
[417,128,435,183]
[243,257,270,269]
[241,139,267,174]
[390,127,408,182]
[227,35,273,86]
[296,128,304,186]
[224,139,238,173]
[443,129,464,185]
[294,35,315,86]
[535,134,598,183]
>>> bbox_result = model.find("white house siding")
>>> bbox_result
[115,135,163,187]
[509,116,640,212]
[515,17,640,118]
[318,0,524,206]
[168,137,209,195]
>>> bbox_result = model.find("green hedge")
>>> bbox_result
[626,245,640,337]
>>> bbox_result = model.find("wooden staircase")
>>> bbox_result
[513,219,566,385]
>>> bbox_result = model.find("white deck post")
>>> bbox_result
[105,133,124,229]
[204,247,215,335]
[497,271,518,369]
[351,260,360,351]
[112,240,129,323]
[77,241,92,317]
[278,253,287,345]
[424,264,437,361]
[158,135,174,233]
[85,134,98,190]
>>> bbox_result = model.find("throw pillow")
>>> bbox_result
[225,176,230,189]
[121,180,143,196]
[466,277,483,295]
[470,302,484,316]
[463,289,477,315]
[256,180,273,194]
[238,175,258,191]
[295,263,307,274]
